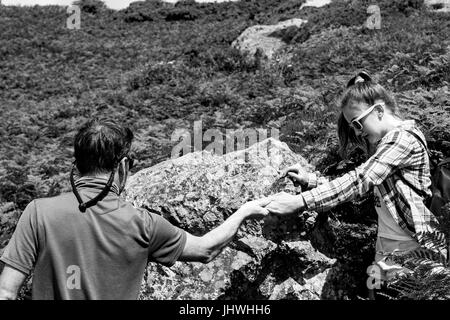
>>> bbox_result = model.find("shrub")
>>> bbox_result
[182,45,260,74]
[391,0,425,14]
[127,62,197,90]
[163,7,201,21]
[73,0,106,15]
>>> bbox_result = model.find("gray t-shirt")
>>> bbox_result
[0,177,186,300]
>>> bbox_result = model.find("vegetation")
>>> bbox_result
[0,0,449,299]
[386,204,450,299]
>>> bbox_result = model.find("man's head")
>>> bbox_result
[74,119,134,176]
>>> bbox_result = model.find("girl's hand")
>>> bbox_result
[280,164,308,187]
[238,197,272,219]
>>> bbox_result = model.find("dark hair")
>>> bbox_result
[338,71,400,158]
[74,119,134,175]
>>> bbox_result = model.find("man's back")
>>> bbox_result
[0,177,186,300]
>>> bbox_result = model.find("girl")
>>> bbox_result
[266,71,439,298]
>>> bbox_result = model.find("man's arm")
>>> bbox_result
[178,198,270,263]
[0,201,39,300]
[0,265,27,300]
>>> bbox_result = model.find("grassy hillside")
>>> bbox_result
[0,0,449,298]
[0,0,448,209]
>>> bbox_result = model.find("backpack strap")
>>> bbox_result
[404,130,438,168]
[395,130,431,200]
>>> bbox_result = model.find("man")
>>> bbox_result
[0,119,270,300]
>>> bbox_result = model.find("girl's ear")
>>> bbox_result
[375,104,384,119]
[118,157,125,173]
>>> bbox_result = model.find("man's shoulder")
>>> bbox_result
[30,193,153,223]
[33,192,77,207]
[30,192,78,215]
[131,205,160,223]
[129,206,176,230]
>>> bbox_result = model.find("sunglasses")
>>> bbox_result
[350,102,384,131]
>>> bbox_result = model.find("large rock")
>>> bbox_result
[232,19,307,63]
[125,138,313,236]
[125,138,345,300]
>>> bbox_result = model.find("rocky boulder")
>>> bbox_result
[125,138,313,237]
[125,138,359,300]
[231,19,307,63]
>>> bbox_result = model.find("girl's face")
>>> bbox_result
[342,100,385,144]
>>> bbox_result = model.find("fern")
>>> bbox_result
[385,217,450,299]
[415,231,448,262]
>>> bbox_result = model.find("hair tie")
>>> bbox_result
[354,76,365,84]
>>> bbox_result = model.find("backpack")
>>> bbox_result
[397,130,450,216]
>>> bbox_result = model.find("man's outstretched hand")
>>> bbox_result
[238,197,272,219]
[265,192,305,216]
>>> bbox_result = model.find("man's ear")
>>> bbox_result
[118,158,128,190]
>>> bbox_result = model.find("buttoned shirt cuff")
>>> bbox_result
[301,190,317,211]
[307,172,318,189]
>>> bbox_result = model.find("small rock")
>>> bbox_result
[281,240,337,276]
[232,19,308,63]
[259,274,277,297]
[269,278,310,300]
[236,235,277,261]
[424,0,450,12]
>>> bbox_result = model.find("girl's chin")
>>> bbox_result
[364,135,377,144]
[368,137,382,145]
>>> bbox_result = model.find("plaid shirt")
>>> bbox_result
[301,120,439,237]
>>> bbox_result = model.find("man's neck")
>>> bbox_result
[80,173,122,189]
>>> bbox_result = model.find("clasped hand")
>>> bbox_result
[238,164,307,217]
[238,192,305,219]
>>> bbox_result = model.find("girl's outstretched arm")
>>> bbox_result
[301,129,418,213]
[280,164,330,190]
[268,129,421,217]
